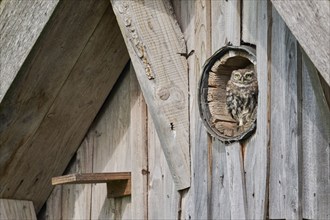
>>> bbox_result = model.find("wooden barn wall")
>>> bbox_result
[39,0,329,219]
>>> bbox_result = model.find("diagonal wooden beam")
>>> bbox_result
[110,0,190,190]
[0,1,129,211]
[0,0,59,103]
[271,0,330,85]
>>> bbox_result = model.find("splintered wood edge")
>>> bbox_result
[52,172,131,185]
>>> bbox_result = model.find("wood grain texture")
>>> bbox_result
[225,143,247,219]
[269,8,301,219]
[301,50,330,220]
[148,113,180,220]
[0,0,59,102]
[242,0,257,45]
[171,1,206,219]
[0,2,129,212]
[38,185,62,220]
[181,0,211,219]
[210,1,243,219]
[61,137,93,220]
[90,67,132,220]
[211,0,241,47]
[40,64,148,219]
[210,138,231,220]
[110,0,190,190]
[0,199,36,220]
[52,173,131,185]
[270,0,330,85]
[243,0,271,219]
[129,63,148,220]
[0,0,108,179]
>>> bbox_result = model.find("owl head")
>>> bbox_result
[230,69,256,84]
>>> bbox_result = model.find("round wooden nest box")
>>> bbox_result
[198,45,257,143]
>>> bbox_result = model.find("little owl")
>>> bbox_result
[226,68,258,128]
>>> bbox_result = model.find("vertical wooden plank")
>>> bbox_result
[181,0,211,219]
[0,199,36,220]
[269,8,301,219]
[210,138,231,219]
[172,1,199,219]
[225,144,247,219]
[147,113,180,220]
[38,186,62,220]
[90,68,132,220]
[61,136,93,219]
[242,0,257,45]
[129,63,148,220]
[244,0,271,219]
[210,1,242,219]
[301,51,330,220]
[211,0,241,47]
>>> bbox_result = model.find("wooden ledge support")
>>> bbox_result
[52,172,131,198]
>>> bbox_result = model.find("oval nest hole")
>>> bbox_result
[198,45,257,143]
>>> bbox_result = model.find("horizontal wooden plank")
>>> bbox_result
[52,173,131,185]
[271,0,330,85]
[110,0,190,190]
[0,0,59,102]
[0,2,129,212]
[0,199,36,220]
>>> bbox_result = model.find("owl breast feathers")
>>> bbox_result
[226,69,258,127]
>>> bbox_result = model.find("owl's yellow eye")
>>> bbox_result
[233,72,241,80]
[244,71,253,79]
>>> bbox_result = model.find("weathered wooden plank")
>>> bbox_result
[90,68,132,220]
[0,199,36,220]
[242,0,257,44]
[301,50,330,220]
[270,0,330,85]
[110,0,190,190]
[148,113,180,220]
[211,0,241,47]
[210,138,231,220]
[225,143,247,219]
[61,137,93,219]
[172,1,202,218]
[0,0,108,179]
[40,65,146,219]
[269,8,301,219]
[243,0,271,219]
[178,0,211,219]
[52,173,131,185]
[129,63,148,220]
[37,185,62,220]
[0,3,129,212]
[0,0,59,102]
[210,1,242,219]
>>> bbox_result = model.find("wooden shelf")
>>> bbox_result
[52,172,131,198]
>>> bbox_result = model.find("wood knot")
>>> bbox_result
[157,88,170,100]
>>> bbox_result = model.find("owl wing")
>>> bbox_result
[226,80,242,120]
